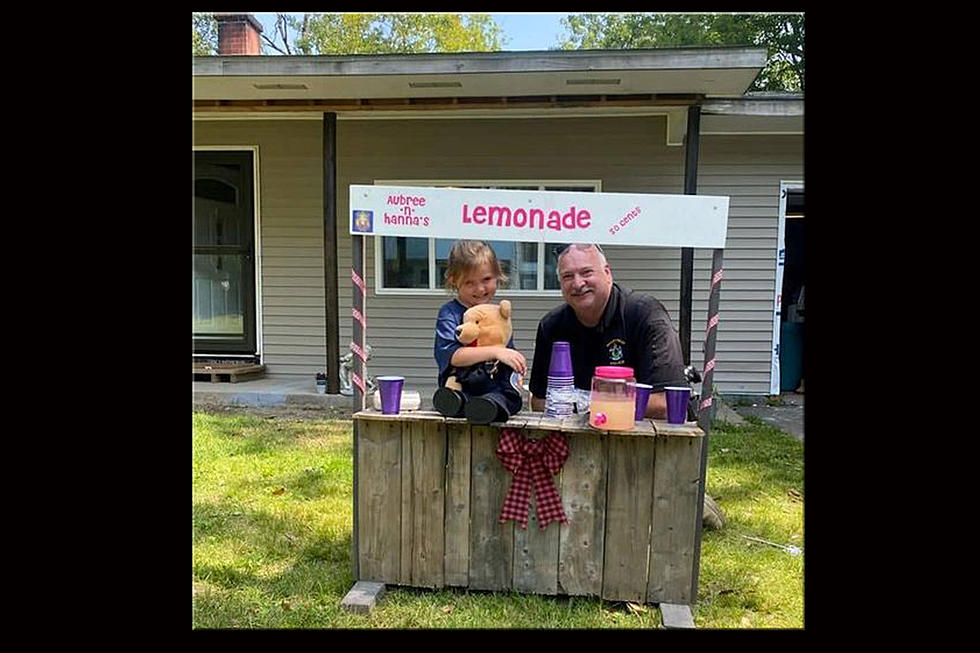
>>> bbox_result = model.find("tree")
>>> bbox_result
[192,13,506,56]
[284,13,505,55]
[193,13,218,55]
[558,13,804,92]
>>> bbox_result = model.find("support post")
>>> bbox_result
[679,104,701,364]
[690,247,724,604]
[323,112,340,393]
[351,234,366,580]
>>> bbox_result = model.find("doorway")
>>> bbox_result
[771,183,804,394]
[193,150,258,357]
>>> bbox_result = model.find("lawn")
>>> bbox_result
[192,410,803,628]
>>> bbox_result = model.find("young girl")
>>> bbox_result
[433,240,527,422]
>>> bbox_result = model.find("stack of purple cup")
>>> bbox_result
[545,341,575,418]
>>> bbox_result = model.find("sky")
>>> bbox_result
[250,13,570,52]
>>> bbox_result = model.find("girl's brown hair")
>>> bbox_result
[444,240,508,292]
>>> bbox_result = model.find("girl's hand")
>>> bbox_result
[495,347,527,376]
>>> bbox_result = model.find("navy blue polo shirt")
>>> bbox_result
[529,283,687,398]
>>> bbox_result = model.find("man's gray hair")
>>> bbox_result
[556,243,608,269]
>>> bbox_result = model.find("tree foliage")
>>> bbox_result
[289,13,504,55]
[192,13,218,55]
[558,13,804,92]
[192,13,505,57]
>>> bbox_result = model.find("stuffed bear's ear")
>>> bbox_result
[499,299,511,318]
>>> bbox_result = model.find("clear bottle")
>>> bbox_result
[588,366,636,431]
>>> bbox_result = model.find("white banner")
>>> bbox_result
[349,185,728,248]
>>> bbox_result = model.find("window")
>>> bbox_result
[375,182,599,294]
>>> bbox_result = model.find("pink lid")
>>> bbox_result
[594,366,634,379]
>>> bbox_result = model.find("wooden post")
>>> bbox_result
[322,112,340,393]
[679,104,701,364]
[351,234,366,580]
[690,246,724,604]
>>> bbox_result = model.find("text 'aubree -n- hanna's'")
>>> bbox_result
[384,194,431,226]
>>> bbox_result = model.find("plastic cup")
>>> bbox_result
[548,341,573,377]
[634,383,653,421]
[377,376,405,414]
[665,386,691,425]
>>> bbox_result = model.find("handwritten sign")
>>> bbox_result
[350,185,728,248]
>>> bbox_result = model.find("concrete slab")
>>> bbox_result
[730,393,804,441]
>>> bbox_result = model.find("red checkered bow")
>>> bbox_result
[495,428,569,530]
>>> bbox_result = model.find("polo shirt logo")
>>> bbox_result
[606,338,625,363]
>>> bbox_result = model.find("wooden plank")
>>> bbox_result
[659,602,696,629]
[558,432,607,597]
[410,420,446,588]
[468,425,514,591]
[340,581,386,615]
[357,419,402,583]
[601,433,657,603]
[513,429,561,595]
[399,425,413,585]
[444,422,471,587]
[648,435,703,605]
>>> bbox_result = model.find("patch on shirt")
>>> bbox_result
[606,338,626,364]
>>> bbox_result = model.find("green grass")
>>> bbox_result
[192,411,803,629]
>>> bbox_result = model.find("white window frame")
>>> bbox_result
[372,179,602,297]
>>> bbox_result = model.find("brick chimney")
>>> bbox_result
[215,14,264,55]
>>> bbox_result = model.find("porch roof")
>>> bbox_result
[192,46,769,102]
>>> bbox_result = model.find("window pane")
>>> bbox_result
[193,254,245,337]
[435,238,453,289]
[435,238,538,290]
[544,245,562,290]
[383,236,428,288]
[194,163,246,247]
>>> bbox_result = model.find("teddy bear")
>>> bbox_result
[432,300,524,425]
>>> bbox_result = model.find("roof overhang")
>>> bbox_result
[193,47,802,140]
[193,47,767,102]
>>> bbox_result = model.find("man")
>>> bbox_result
[529,243,688,419]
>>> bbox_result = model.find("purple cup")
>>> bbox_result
[549,341,573,377]
[665,386,691,425]
[377,376,405,414]
[634,383,653,421]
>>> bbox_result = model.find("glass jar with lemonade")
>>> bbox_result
[588,366,636,431]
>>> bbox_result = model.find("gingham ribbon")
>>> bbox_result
[352,307,366,328]
[351,268,366,295]
[351,372,365,394]
[712,268,724,288]
[350,341,368,363]
[496,429,569,530]
[706,314,719,334]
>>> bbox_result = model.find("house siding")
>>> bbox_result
[194,120,327,378]
[194,116,802,397]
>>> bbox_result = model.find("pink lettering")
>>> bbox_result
[577,209,591,228]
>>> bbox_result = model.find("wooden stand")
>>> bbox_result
[344,410,704,623]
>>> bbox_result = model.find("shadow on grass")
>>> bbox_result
[193,499,353,593]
